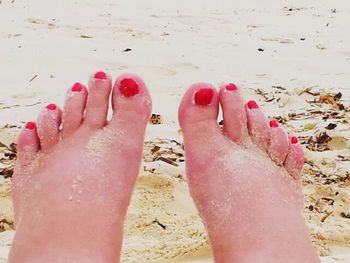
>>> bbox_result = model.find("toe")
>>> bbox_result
[219,83,249,143]
[245,100,270,151]
[267,120,289,166]
[83,71,112,129]
[37,103,62,151]
[179,83,226,153]
[61,82,88,138]
[109,74,152,149]
[284,136,304,179]
[85,74,152,185]
[16,122,40,165]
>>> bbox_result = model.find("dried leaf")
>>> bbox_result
[149,114,162,125]
[325,123,337,130]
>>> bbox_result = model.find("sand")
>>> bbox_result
[0,0,350,262]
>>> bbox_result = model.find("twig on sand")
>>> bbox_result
[29,74,38,82]
[156,156,179,167]
[320,211,333,223]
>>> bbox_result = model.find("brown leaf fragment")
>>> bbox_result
[307,132,332,152]
[319,93,345,110]
[333,92,342,101]
[325,123,337,130]
[0,168,14,178]
[340,212,350,219]
[337,155,350,161]
[151,145,161,154]
[149,114,162,125]
[0,219,14,232]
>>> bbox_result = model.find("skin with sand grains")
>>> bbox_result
[8,72,319,263]
[9,72,152,263]
[178,83,321,263]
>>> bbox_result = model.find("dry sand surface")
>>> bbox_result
[1,0,350,262]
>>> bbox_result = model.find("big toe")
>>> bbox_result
[88,74,152,179]
[109,74,152,145]
[178,83,227,159]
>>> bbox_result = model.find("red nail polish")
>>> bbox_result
[247,100,259,109]
[291,136,299,144]
[25,122,36,130]
[94,71,107,80]
[269,120,279,128]
[194,88,214,106]
[119,78,139,97]
[46,104,57,110]
[226,83,238,91]
[72,82,83,92]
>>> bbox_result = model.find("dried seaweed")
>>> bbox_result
[150,114,162,125]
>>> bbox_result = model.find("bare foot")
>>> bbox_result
[10,72,152,263]
[179,83,320,263]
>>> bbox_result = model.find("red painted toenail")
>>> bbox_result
[25,122,36,130]
[46,104,57,110]
[247,100,259,109]
[225,83,238,91]
[291,136,299,144]
[119,78,139,97]
[71,82,83,92]
[94,71,107,80]
[269,120,279,128]
[194,88,214,106]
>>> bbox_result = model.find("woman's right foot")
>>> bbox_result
[10,72,152,263]
[179,83,320,263]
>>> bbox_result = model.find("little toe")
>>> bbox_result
[16,122,40,165]
[37,104,62,151]
[61,82,88,138]
[285,136,304,179]
[219,83,249,143]
[83,71,112,129]
[267,120,289,166]
[245,100,270,150]
[179,83,227,156]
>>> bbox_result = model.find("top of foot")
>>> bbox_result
[179,83,320,263]
[10,72,152,263]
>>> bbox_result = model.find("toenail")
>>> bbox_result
[46,104,57,110]
[225,83,238,91]
[25,122,36,130]
[269,120,279,128]
[71,82,83,92]
[94,71,107,80]
[291,136,299,144]
[194,88,214,106]
[119,78,139,97]
[247,100,259,109]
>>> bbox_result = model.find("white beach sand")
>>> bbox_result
[0,0,350,262]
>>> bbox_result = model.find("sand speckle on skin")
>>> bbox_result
[86,128,123,158]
